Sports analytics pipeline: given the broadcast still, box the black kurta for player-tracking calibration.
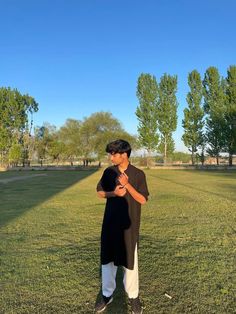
[97,164,149,270]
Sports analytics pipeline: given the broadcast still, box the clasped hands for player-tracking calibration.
[114,173,129,197]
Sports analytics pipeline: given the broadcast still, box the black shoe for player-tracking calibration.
[95,295,113,313]
[129,297,143,314]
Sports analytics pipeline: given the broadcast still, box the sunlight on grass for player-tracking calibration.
[0,169,236,313]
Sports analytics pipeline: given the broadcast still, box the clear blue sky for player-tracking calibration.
[1,0,235,152]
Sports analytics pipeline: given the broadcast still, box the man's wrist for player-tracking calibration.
[123,183,130,189]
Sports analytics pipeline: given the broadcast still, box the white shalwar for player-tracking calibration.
[102,244,139,299]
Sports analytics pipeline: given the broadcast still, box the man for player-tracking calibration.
[95,139,149,314]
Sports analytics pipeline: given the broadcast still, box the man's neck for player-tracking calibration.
[118,160,129,173]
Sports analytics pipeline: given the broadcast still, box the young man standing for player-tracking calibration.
[95,139,149,314]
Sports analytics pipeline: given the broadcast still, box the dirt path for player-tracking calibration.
[0,174,48,184]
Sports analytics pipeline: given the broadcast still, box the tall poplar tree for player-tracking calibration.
[182,70,204,165]
[158,73,178,164]
[136,73,159,165]
[203,67,226,165]
[225,65,236,166]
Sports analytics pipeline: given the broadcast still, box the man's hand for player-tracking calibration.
[114,184,127,197]
[118,173,129,187]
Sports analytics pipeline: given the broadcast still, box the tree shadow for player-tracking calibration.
[0,169,98,228]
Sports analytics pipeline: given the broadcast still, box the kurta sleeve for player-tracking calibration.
[97,170,105,192]
[137,170,149,200]
[96,167,118,192]
[97,179,103,192]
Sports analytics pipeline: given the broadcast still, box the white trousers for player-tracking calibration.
[102,244,139,299]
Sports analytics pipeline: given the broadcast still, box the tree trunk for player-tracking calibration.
[164,138,167,165]
[201,151,205,165]
[216,155,219,165]
[191,148,195,165]
[229,153,233,166]
[146,150,150,168]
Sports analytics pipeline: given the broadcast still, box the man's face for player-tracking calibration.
[109,152,126,165]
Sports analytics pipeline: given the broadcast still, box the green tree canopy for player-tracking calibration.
[80,112,135,165]
[225,65,236,165]
[0,87,38,165]
[136,73,159,166]
[158,73,178,163]
[34,123,58,166]
[182,70,204,165]
[8,143,23,166]
[58,119,82,164]
[203,67,226,164]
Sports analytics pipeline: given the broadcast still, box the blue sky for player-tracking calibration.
[1,0,235,152]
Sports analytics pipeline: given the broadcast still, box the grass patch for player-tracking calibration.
[0,169,236,313]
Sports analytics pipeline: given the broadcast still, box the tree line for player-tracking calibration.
[0,65,235,167]
[0,94,135,166]
[33,113,136,167]
[136,65,236,166]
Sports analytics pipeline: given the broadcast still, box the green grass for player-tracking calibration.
[0,169,236,313]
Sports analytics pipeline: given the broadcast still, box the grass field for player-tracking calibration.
[0,169,236,314]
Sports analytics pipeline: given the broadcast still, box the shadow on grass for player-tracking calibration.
[41,238,129,313]
[0,169,98,228]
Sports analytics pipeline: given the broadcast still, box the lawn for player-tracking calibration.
[0,169,235,313]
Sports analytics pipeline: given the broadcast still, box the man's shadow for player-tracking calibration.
[95,267,129,313]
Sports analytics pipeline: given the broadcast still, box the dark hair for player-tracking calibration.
[106,139,132,158]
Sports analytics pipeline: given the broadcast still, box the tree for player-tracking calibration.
[203,67,226,165]
[225,65,236,166]
[136,73,159,166]
[34,123,57,166]
[22,132,34,166]
[47,134,65,165]
[80,112,135,166]
[196,134,207,165]
[0,87,38,165]
[8,143,23,166]
[158,73,178,164]
[58,119,82,165]
[21,94,39,166]
[158,134,175,161]
[182,70,204,165]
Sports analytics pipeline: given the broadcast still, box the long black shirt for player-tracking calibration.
[97,164,149,270]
